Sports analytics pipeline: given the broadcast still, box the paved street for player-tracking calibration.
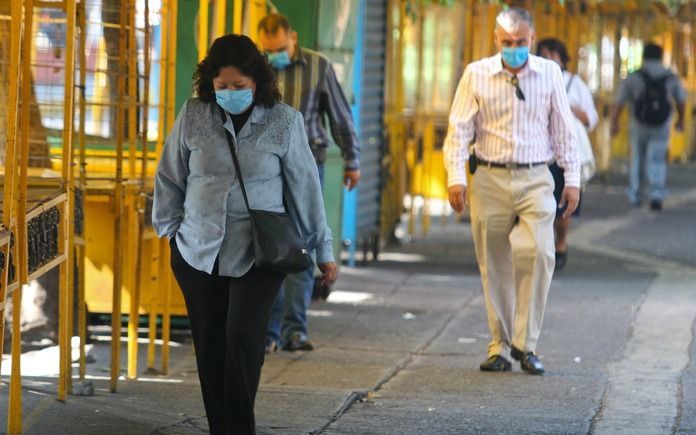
[1,164,695,435]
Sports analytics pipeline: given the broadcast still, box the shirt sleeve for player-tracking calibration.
[443,66,477,187]
[574,76,599,132]
[152,100,190,240]
[549,66,581,188]
[320,63,361,171]
[282,111,335,264]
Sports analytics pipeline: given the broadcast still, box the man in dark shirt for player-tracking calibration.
[258,13,360,353]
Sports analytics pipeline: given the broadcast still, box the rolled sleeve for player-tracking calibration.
[549,67,581,188]
[443,66,477,187]
[321,64,361,171]
[152,101,190,239]
[283,112,334,264]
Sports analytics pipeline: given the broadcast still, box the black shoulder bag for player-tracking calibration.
[219,107,312,274]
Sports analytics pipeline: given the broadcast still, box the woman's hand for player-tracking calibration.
[318,262,337,287]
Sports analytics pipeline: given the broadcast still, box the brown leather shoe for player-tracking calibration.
[479,355,512,372]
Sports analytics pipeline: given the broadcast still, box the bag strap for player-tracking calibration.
[565,73,576,93]
[218,105,252,213]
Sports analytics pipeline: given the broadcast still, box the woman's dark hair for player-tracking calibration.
[536,38,570,70]
[193,34,281,107]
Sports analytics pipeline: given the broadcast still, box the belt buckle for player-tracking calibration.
[505,162,516,170]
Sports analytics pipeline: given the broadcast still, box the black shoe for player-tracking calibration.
[282,334,314,352]
[511,346,544,375]
[650,199,663,211]
[555,251,567,270]
[479,355,512,372]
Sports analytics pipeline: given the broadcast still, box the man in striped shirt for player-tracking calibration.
[444,7,580,375]
[258,13,360,353]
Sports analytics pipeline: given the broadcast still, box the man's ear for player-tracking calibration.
[291,30,298,45]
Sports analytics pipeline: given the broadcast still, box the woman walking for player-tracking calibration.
[152,34,336,434]
[537,38,599,270]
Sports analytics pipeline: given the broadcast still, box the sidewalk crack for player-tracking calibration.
[311,292,478,434]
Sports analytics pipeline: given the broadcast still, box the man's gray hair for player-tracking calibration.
[496,7,533,33]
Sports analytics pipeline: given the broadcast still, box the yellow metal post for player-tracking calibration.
[126,0,141,380]
[147,307,158,371]
[111,0,130,393]
[129,0,153,380]
[233,0,242,34]
[161,239,172,375]
[149,0,168,372]
[214,0,227,37]
[58,0,78,401]
[161,0,178,375]
[0,0,24,392]
[77,0,88,380]
[9,0,37,429]
[128,4,138,177]
[247,0,266,41]
[421,119,435,236]
[127,200,140,379]
[156,0,169,156]
[167,0,178,130]
[199,0,209,61]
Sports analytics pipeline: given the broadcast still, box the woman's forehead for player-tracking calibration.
[214,66,251,82]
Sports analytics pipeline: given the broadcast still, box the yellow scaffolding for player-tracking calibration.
[1,0,81,431]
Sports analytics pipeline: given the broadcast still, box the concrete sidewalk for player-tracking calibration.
[1,164,695,434]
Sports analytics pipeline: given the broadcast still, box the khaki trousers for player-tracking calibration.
[469,165,556,360]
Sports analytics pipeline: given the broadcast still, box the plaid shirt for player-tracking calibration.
[276,47,360,170]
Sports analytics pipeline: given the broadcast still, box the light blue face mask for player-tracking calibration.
[215,88,254,114]
[267,50,292,70]
[501,46,530,69]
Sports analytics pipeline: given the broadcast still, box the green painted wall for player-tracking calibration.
[271,0,319,48]
[175,0,199,114]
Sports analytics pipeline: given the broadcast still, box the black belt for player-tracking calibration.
[477,159,548,170]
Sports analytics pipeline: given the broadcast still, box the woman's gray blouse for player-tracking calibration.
[152,98,334,277]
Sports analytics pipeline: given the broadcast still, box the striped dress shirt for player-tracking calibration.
[444,53,580,188]
[276,47,360,170]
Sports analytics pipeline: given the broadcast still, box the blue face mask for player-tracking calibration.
[501,46,530,69]
[267,50,292,69]
[215,88,253,114]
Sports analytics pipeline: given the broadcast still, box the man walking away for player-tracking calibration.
[444,7,580,375]
[611,43,686,211]
[257,13,361,353]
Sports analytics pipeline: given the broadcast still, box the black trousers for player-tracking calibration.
[170,240,284,435]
